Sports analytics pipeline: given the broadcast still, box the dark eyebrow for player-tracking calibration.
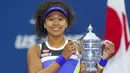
[59,13,66,18]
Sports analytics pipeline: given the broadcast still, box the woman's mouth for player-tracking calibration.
[52,27,60,31]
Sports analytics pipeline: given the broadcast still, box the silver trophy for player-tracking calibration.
[76,24,104,72]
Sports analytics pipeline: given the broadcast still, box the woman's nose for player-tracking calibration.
[53,19,59,25]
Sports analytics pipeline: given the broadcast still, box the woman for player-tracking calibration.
[27,1,115,73]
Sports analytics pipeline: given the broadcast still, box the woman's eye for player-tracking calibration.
[58,17,63,20]
[48,18,54,21]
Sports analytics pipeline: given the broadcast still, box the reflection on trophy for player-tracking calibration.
[79,24,103,72]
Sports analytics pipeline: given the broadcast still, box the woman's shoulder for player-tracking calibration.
[27,44,41,55]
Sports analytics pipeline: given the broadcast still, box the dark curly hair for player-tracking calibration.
[34,1,75,37]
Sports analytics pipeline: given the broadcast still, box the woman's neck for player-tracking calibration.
[47,34,65,48]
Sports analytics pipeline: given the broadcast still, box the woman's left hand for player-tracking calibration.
[102,40,115,60]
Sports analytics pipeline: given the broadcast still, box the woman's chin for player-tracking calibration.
[49,32,63,37]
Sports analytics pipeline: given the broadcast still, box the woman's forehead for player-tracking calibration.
[46,11,66,18]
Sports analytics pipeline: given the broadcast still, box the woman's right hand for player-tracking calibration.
[62,41,78,60]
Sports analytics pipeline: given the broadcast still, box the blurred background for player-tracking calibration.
[0,0,130,73]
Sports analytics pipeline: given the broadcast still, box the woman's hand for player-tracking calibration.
[102,40,115,59]
[62,41,78,60]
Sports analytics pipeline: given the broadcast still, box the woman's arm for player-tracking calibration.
[27,41,79,73]
[27,45,60,73]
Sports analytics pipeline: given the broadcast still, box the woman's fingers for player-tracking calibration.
[105,42,115,54]
[103,41,115,59]
[80,62,87,72]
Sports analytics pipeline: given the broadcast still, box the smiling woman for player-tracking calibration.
[44,11,68,37]
[27,1,115,73]
[34,1,75,38]
[27,1,82,73]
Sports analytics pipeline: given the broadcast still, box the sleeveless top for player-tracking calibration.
[39,39,80,73]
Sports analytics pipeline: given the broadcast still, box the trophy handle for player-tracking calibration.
[72,40,82,59]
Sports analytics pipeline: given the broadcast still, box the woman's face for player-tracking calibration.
[44,11,68,37]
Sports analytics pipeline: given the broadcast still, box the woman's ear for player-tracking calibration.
[44,23,46,29]
[65,24,68,28]
[66,20,68,28]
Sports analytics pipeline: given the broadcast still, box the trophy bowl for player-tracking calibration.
[79,24,103,72]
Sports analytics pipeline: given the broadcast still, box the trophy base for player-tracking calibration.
[82,67,98,72]
[82,62,99,72]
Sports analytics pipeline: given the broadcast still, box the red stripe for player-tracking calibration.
[105,7,122,56]
[122,13,130,51]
